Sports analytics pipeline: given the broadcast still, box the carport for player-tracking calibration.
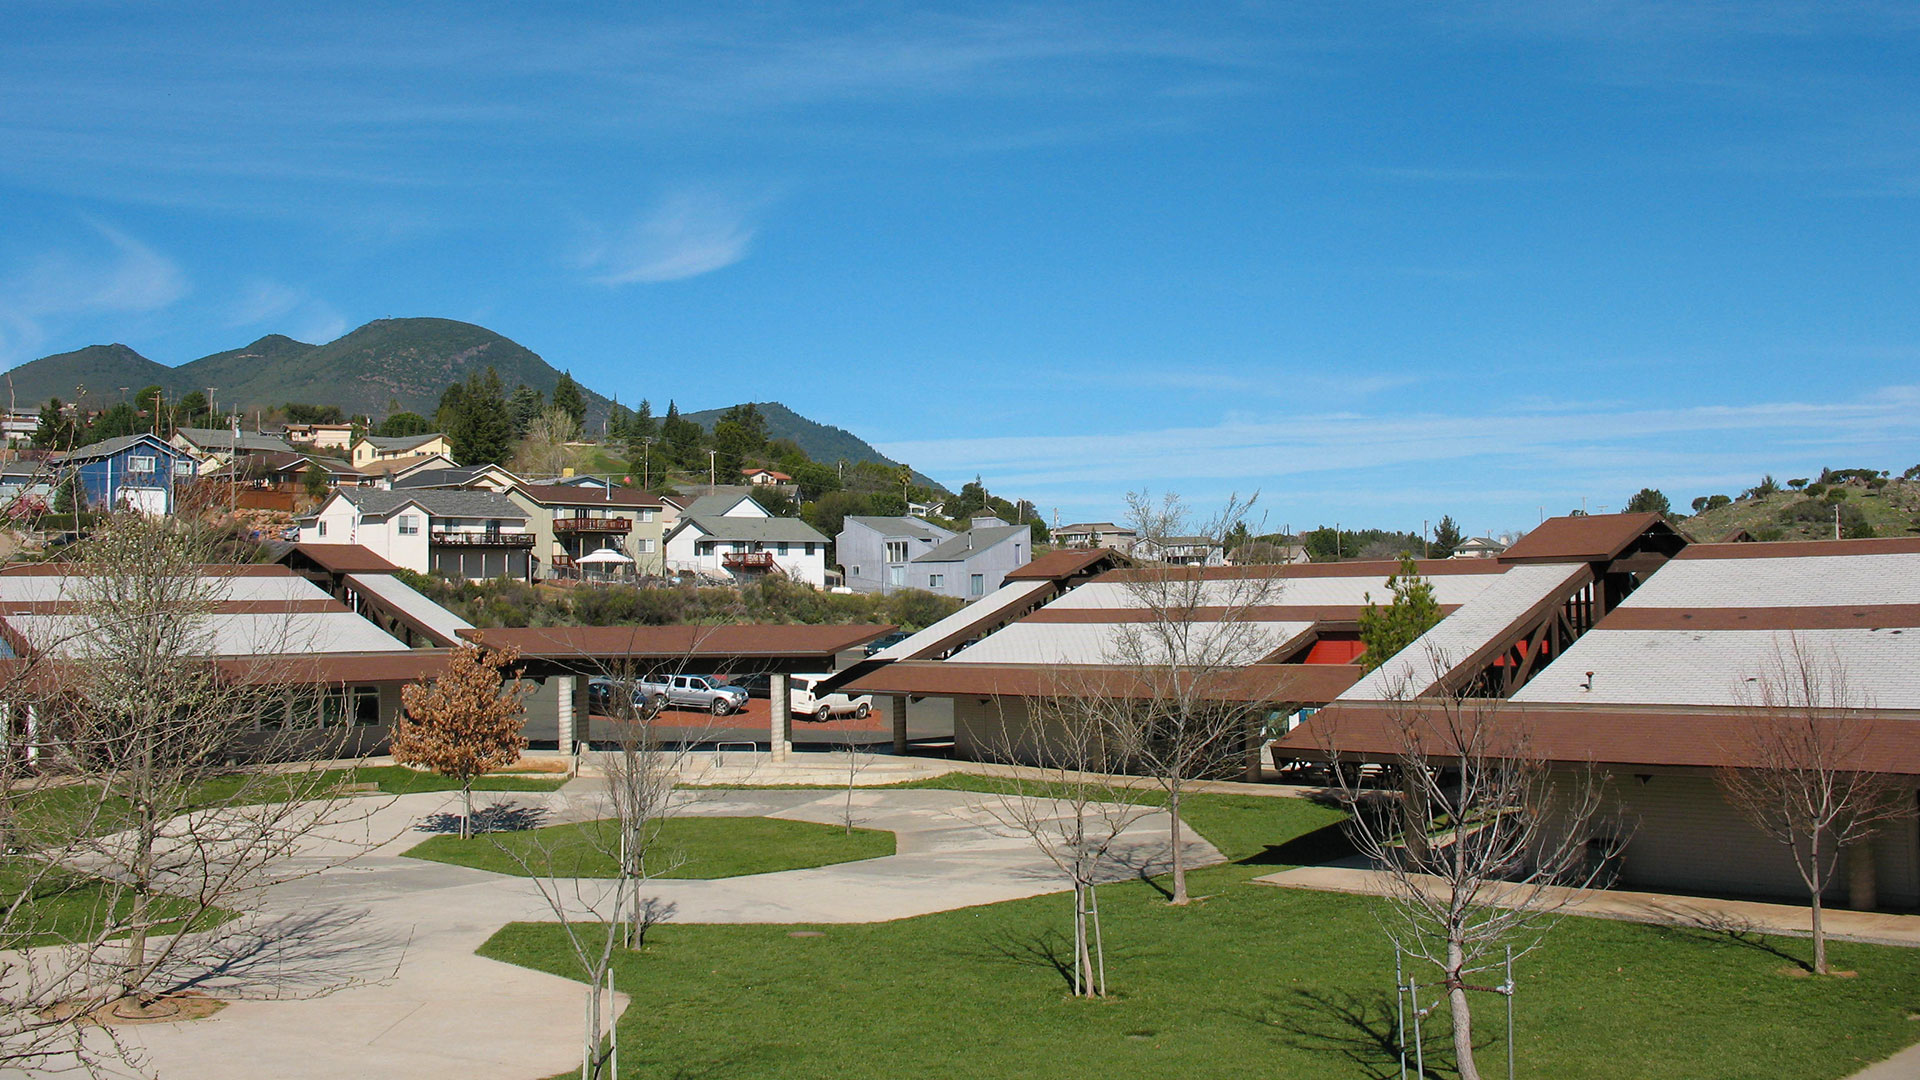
[459,624,895,760]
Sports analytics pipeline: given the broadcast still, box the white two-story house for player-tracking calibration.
[298,488,533,581]
[663,492,828,586]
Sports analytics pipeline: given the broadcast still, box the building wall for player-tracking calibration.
[667,526,828,587]
[297,498,432,572]
[1563,768,1920,910]
[70,443,194,513]
[837,519,947,594]
[910,535,1030,599]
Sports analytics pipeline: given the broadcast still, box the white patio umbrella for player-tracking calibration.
[576,546,633,565]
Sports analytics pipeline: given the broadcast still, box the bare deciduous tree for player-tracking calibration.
[511,406,581,479]
[976,690,1150,998]
[1106,489,1283,905]
[1717,636,1915,975]
[1323,657,1615,1080]
[393,644,531,839]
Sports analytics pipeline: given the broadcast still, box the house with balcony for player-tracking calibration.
[351,432,454,468]
[664,493,827,586]
[297,487,532,580]
[507,483,665,580]
[283,422,356,451]
[55,433,198,514]
[1132,535,1227,567]
[1054,521,1137,552]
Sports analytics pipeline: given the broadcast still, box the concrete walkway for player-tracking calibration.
[1257,864,1920,947]
[116,785,1215,1080]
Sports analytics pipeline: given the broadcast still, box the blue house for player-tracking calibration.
[57,434,198,513]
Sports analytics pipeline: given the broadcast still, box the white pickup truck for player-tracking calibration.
[789,673,873,722]
[590,674,747,716]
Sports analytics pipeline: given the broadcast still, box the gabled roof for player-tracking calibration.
[57,433,184,463]
[174,427,296,454]
[360,433,448,452]
[844,515,949,542]
[515,484,661,508]
[674,514,826,544]
[1497,512,1678,564]
[680,492,762,517]
[285,543,403,574]
[330,487,526,520]
[356,453,456,477]
[1056,521,1131,534]
[1006,547,1132,581]
[392,463,519,489]
[915,525,1027,563]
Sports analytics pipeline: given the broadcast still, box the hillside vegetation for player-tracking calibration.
[1680,468,1920,542]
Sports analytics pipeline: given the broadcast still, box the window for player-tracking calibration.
[888,567,905,586]
[351,686,381,726]
[885,541,909,563]
[970,574,984,596]
[639,509,655,523]
[128,455,155,473]
[397,514,420,535]
[851,565,861,576]
[635,538,654,554]
[805,543,816,555]
[776,542,789,555]
[316,520,327,538]
[171,458,192,476]
[927,574,944,588]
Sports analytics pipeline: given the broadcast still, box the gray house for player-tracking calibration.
[838,516,954,593]
[837,514,1032,599]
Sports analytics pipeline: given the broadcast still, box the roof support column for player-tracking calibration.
[555,675,576,761]
[890,695,909,756]
[1849,835,1879,911]
[768,672,790,763]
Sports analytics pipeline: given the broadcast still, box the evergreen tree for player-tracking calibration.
[1624,487,1672,517]
[1430,514,1463,558]
[447,368,514,465]
[606,401,633,441]
[661,400,705,471]
[175,390,209,428]
[33,399,77,450]
[376,412,431,438]
[506,384,545,436]
[1357,556,1442,672]
[629,399,656,441]
[552,371,587,427]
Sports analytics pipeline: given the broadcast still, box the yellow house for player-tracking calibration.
[352,433,454,468]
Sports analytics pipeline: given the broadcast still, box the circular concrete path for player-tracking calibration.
[121,785,1219,1080]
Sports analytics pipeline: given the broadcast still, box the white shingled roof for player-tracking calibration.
[345,572,474,646]
[1042,572,1506,611]
[0,572,320,605]
[870,578,1054,661]
[1339,563,1590,701]
[948,619,1314,667]
[1616,551,1920,609]
[11,610,407,659]
[1510,627,1920,708]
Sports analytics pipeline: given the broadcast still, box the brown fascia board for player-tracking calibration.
[1006,547,1130,581]
[1599,605,1920,632]
[1093,559,1506,584]
[1022,604,1463,625]
[1274,700,1920,775]
[844,661,1362,703]
[287,543,404,575]
[1677,537,1920,560]
[460,623,895,661]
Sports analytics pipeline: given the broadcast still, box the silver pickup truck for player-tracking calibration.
[590,674,748,716]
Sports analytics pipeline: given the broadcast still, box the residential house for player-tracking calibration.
[741,467,792,487]
[507,483,665,580]
[1,411,39,446]
[298,487,533,580]
[1133,535,1227,567]
[170,426,297,471]
[664,492,828,586]
[907,518,1032,599]
[351,432,454,468]
[213,451,364,490]
[1450,536,1509,559]
[355,453,458,489]
[55,433,198,514]
[0,460,58,507]
[837,515,955,593]
[392,462,523,492]
[283,422,357,451]
[1226,542,1312,566]
[1054,522,1137,552]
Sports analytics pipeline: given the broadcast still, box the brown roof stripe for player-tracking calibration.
[1677,537,1920,560]
[1599,605,1920,632]
[1022,604,1461,625]
[844,660,1362,702]
[461,623,894,660]
[0,563,296,577]
[0,599,347,616]
[1093,559,1505,584]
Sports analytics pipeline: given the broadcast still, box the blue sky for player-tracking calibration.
[4,2,1919,536]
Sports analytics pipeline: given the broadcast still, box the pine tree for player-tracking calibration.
[392,645,531,839]
[629,399,656,441]
[552,371,587,427]
[1430,514,1463,558]
[450,368,515,465]
[506,384,545,437]
[1358,556,1442,672]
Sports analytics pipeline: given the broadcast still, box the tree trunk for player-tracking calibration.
[1168,784,1188,905]
[1811,888,1827,975]
[462,780,474,840]
[1447,939,1482,1080]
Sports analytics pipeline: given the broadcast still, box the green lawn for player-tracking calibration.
[406,815,895,879]
[0,861,227,947]
[480,788,1920,1080]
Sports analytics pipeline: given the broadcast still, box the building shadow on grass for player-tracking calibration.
[414,801,551,835]
[1236,821,1359,868]
[1638,912,1815,973]
[1242,986,1456,1080]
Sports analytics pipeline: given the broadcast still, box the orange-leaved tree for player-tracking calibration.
[394,644,532,839]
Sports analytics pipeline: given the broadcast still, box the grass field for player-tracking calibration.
[480,789,1920,1080]
[407,815,895,879]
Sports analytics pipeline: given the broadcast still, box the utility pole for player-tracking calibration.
[707,448,716,488]
[1835,503,1842,540]
[206,388,217,426]
[639,437,653,491]
[1423,518,1429,559]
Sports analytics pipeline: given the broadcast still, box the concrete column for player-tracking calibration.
[1848,836,1878,911]
[768,672,790,763]
[555,675,576,758]
[891,695,909,755]
[23,704,37,765]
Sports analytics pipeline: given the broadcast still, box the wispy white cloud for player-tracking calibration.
[579,193,757,285]
[0,221,187,364]
[225,279,348,344]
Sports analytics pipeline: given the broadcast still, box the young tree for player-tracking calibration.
[301,463,331,500]
[1321,663,1616,1080]
[1430,515,1463,558]
[393,644,531,839]
[1716,638,1914,975]
[511,406,580,479]
[1357,556,1442,672]
[1104,489,1283,905]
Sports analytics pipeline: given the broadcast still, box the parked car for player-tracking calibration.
[654,673,749,715]
[789,673,873,722]
[862,631,911,656]
[586,677,667,716]
[715,671,772,699]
